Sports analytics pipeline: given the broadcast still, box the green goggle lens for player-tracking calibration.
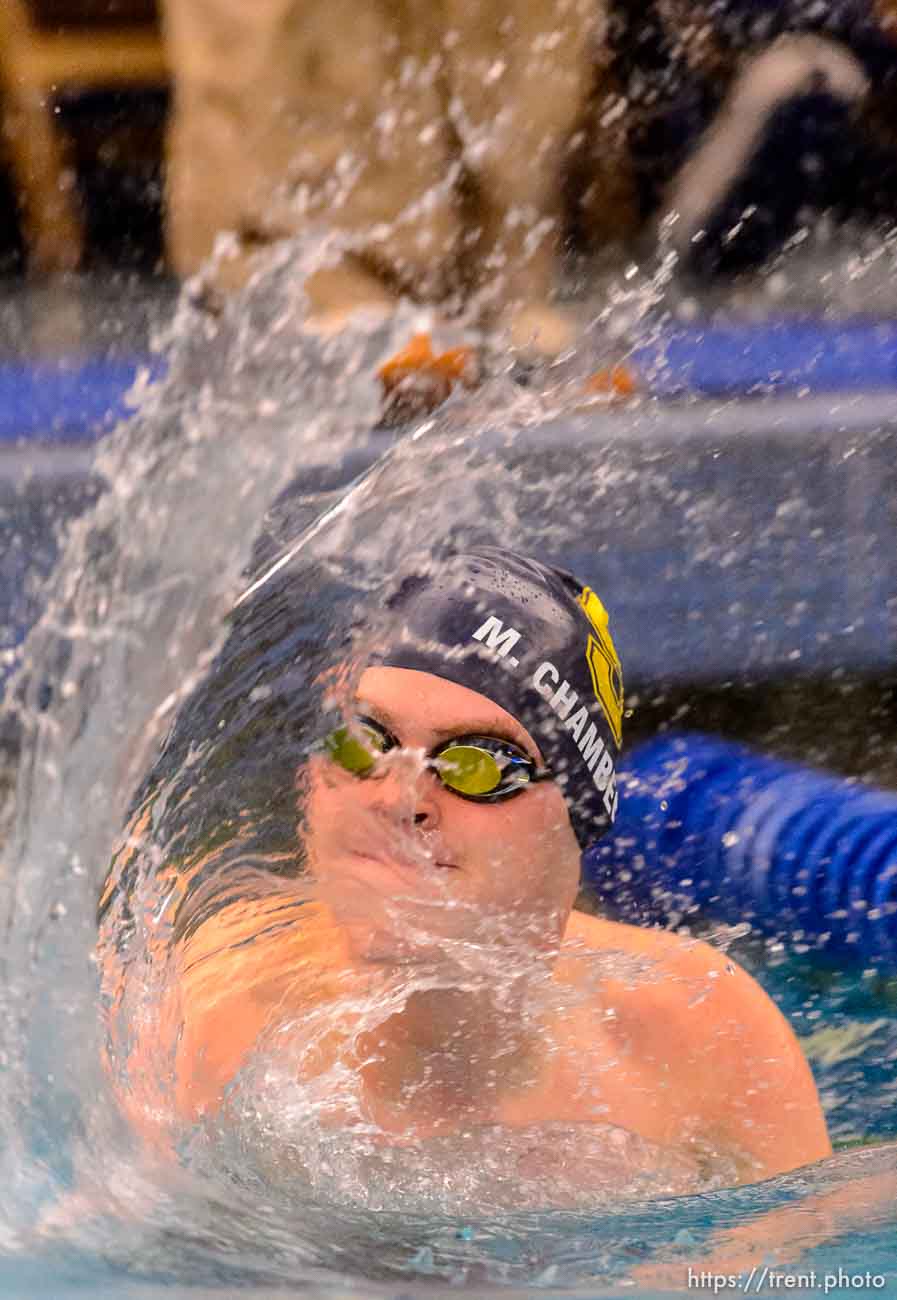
[323,724,388,775]
[436,744,503,796]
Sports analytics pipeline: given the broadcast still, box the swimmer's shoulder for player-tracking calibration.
[563,908,734,980]
[560,909,795,1049]
[557,911,830,1174]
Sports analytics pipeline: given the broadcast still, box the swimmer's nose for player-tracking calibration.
[364,755,441,829]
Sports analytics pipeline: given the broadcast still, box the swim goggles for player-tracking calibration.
[320,715,552,802]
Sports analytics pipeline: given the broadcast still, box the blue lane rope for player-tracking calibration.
[583,733,897,966]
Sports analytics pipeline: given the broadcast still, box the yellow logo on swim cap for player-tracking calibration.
[578,586,624,746]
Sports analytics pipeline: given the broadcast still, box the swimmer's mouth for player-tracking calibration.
[350,847,459,872]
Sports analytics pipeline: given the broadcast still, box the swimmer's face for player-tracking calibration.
[302,667,581,961]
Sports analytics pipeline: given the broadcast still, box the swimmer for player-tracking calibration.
[101,548,830,1193]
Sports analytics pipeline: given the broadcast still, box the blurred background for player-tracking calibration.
[0,0,165,276]
[3,0,897,283]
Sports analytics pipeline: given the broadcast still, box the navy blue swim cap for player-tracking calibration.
[370,547,623,849]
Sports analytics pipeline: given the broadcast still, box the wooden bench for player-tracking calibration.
[0,0,166,271]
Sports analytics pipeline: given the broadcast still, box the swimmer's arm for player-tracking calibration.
[107,893,346,1134]
[170,894,349,1122]
[99,898,299,1139]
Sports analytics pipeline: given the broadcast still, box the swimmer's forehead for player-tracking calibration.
[355,665,541,758]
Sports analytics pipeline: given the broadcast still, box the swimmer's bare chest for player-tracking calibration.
[320,936,733,1193]
[544,1014,746,1186]
[538,911,761,1159]
[179,904,705,1113]
[493,955,725,1156]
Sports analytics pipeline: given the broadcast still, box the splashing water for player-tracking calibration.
[1,232,896,1297]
